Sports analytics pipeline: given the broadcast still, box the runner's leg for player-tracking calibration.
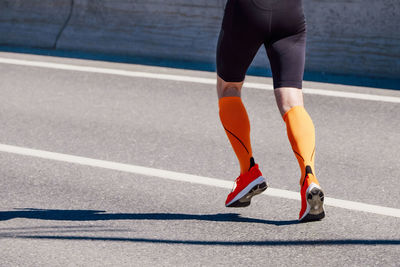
[274,88,315,185]
[217,77,253,174]
[216,0,265,174]
[266,3,324,220]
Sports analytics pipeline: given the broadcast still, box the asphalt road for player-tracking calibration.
[0,52,399,266]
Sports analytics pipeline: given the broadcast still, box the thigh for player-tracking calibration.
[217,0,267,82]
[266,7,306,89]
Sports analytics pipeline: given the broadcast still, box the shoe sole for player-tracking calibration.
[299,185,325,222]
[226,179,268,208]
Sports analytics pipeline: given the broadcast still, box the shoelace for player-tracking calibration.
[231,174,244,192]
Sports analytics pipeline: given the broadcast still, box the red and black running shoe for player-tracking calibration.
[299,166,325,222]
[225,163,268,208]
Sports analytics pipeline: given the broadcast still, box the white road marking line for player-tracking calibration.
[1,57,400,103]
[0,143,399,218]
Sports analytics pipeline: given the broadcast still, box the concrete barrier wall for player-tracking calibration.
[58,0,226,63]
[303,0,400,78]
[0,0,72,48]
[1,0,399,79]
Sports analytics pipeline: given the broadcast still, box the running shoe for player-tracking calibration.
[299,166,325,222]
[225,163,268,207]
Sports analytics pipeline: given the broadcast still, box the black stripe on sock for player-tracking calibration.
[224,127,249,154]
[293,150,305,162]
[311,147,315,161]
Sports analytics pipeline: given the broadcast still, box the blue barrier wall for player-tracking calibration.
[1,0,399,79]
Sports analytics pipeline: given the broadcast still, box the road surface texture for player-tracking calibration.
[0,52,399,266]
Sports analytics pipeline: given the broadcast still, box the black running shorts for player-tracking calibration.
[217,0,306,89]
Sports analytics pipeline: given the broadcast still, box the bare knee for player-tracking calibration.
[274,87,304,117]
[217,75,244,99]
[219,86,241,99]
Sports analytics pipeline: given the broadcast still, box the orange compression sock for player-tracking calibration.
[219,97,253,174]
[283,106,316,185]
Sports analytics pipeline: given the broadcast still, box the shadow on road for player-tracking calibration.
[1,209,399,246]
[0,208,298,226]
[9,235,400,246]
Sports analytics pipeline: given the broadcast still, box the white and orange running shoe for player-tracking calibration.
[225,162,268,208]
[299,166,325,222]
